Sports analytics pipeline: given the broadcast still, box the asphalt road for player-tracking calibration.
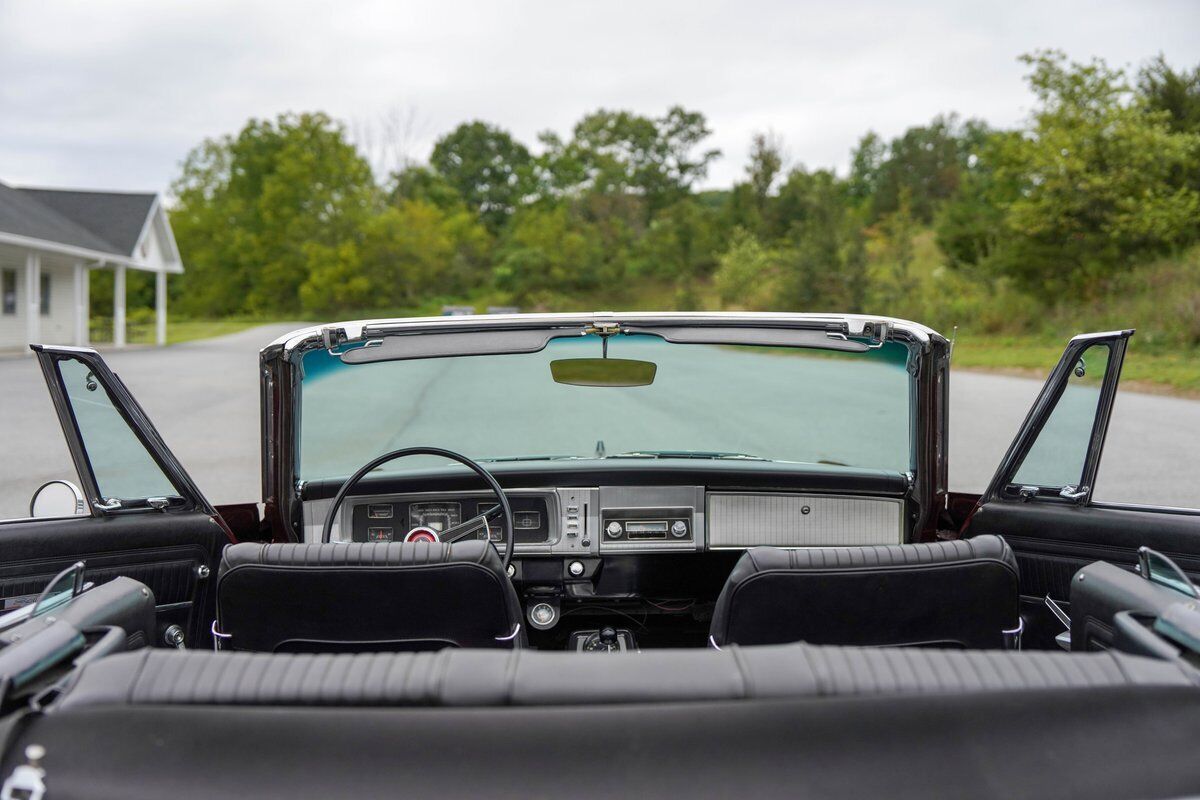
[1,324,1197,518]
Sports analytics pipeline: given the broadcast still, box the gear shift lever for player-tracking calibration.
[598,626,618,649]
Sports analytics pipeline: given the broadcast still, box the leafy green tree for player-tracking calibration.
[1138,55,1200,135]
[716,183,763,240]
[714,228,782,309]
[387,165,466,212]
[871,116,988,223]
[847,131,886,204]
[934,131,1021,272]
[746,131,784,205]
[297,241,372,316]
[543,106,720,216]
[776,169,868,311]
[632,199,721,281]
[493,205,609,300]
[430,122,534,231]
[170,112,377,315]
[1001,52,1200,289]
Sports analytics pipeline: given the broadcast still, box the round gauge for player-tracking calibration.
[405,526,441,543]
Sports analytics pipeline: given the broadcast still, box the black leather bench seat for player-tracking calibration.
[54,642,1195,711]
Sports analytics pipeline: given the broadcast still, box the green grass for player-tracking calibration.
[90,317,297,346]
[952,333,1200,395]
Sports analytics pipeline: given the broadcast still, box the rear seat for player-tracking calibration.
[52,642,1195,710]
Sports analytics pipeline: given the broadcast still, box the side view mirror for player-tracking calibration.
[29,480,87,518]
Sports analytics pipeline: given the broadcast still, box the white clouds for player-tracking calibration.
[1,0,1197,192]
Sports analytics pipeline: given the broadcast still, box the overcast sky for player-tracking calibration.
[2,0,1198,195]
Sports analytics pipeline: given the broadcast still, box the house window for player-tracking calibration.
[1,269,15,315]
[40,273,51,316]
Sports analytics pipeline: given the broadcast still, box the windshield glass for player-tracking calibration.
[298,333,913,479]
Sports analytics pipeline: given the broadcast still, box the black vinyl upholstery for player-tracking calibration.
[216,541,523,652]
[709,535,1021,648]
[54,643,1195,711]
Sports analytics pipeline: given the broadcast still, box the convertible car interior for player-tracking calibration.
[3,313,1200,798]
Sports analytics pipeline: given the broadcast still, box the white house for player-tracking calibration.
[0,181,183,351]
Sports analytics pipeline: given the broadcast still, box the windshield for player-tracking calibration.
[298,333,913,479]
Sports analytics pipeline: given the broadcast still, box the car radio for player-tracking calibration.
[601,507,693,544]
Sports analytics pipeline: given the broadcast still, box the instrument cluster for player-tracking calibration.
[350,495,551,544]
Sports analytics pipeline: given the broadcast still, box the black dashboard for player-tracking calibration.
[304,465,911,555]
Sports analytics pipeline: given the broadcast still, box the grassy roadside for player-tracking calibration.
[90,317,295,346]
[952,334,1200,396]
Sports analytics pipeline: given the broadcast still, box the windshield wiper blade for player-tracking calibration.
[606,450,768,461]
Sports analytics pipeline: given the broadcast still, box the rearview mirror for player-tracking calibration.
[29,480,87,518]
[550,358,657,387]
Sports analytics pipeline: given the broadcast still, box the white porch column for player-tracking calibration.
[73,261,89,346]
[155,269,167,346]
[24,251,41,348]
[113,264,126,348]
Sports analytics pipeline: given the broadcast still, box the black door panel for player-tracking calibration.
[968,496,1200,649]
[970,502,1200,591]
[0,511,225,647]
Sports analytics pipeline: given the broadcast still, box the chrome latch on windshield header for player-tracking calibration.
[825,319,892,349]
[321,326,350,355]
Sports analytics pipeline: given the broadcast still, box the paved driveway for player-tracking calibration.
[1,324,1196,518]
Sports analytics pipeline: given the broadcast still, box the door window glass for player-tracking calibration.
[1011,342,1111,489]
[56,357,176,501]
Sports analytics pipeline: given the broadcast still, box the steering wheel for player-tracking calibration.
[320,446,514,569]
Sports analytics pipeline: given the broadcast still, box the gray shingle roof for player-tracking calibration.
[19,187,157,256]
[0,181,158,258]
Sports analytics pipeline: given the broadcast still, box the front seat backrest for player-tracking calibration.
[709,535,1020,649]
[216,540,523,652]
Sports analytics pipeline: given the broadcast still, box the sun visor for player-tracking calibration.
[339,328,586,364]
[621,326,870,352]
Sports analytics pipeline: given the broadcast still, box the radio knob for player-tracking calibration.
[605,521,623,538]
[671,520,688,538]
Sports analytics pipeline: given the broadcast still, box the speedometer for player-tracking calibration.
[408,502,461,533]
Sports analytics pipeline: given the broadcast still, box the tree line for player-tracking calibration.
[166,51,1200,334]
